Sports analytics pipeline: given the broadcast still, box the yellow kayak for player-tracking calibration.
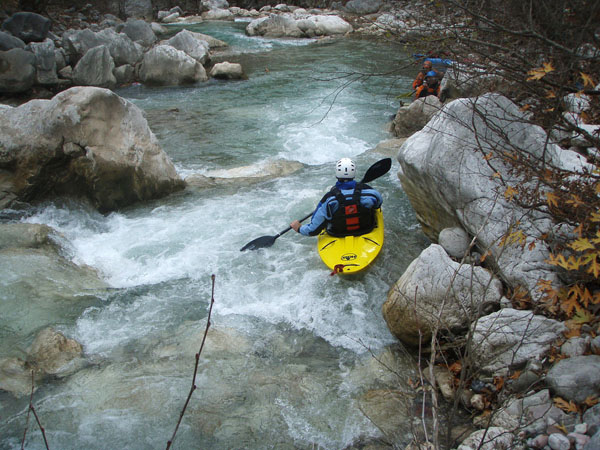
[317,208,384,275]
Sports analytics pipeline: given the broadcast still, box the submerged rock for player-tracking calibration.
[185,159,303,188]
[28,327,84,376]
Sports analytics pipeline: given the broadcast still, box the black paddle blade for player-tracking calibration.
[361,158,392,183]
[240,235,278,251]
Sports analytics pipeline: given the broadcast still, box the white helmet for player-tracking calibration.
[335,158,356,180]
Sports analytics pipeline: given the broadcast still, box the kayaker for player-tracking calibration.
[412,60,438,90]
[290,158,383,237]
[414,71,441,99]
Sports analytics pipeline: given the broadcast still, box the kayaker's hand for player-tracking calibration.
[290,220,301,232]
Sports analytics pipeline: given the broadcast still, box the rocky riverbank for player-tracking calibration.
[385,89,600,448]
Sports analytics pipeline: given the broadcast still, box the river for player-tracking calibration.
[0,20,429,449]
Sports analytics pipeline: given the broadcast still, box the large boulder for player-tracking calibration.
[246,14,352,38]
[471,308,566,375]
[1,12,51,43]
[27,38,59,85]
[165,29,210,64]
[396,93,591,298]
[246,15,303,37]
[392,96,442,137]
[296,15,353,36]
[62,28,143,67]
[72,45,117,88]
[0,87,185,211]
[382,244,503,346]
[0,48,36,93]
[138,44,208,85]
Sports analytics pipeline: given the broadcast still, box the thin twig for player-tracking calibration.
[166,274,216,450]
[21,370,50,450]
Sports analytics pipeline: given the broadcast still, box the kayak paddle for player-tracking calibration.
[240,157,392,251]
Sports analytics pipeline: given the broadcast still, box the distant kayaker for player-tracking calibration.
[414,71,441,100]
[412,60,438,90]
[290,158,383,237]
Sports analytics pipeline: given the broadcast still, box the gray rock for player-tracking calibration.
[471,308,566,375]
[0,86,184,211]
[0,357,33,397]
[0,48,35,93]
[202,8,234,21]
[121,18,157,48]
[560,336,589,357]
[124,0,153,20]
[139,45,208,86]
[583,404,600,436]
[546,355,600,403]
[202,0,229,10]
[1,12,51,43]
[62,28,143,67]
[396,94,590,299]
[591,336,600,354]
[344,0,382,14]
[27,38,59,85]
[28,327,84,376]
[548,433,570,450]
[585,430,600,450]
[114,64,135,85]
[506,369,542,393]
[492,389,568,436]
[150,22,169,36]
[246,15,303,38]
[0,30,25,50]
[383,244,503,346]
[73,45,117,88]
[457,427,513,450]
[439,227,471,259]
[161,12,180,23]
[392,95,442,138]
[210,61,245,80]
[165,29,210,64]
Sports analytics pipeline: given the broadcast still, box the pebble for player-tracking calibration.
[548,433,571,450]
[528,434,548,448]
[470,393,485,411]
[567,431,590,448]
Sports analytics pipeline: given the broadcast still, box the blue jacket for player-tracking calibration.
[299,180,383,236]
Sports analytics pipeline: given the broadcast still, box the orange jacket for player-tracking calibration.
[415,81,440,99]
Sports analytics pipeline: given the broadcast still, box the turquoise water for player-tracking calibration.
[0,21,428,449]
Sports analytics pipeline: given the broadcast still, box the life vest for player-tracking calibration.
[415,78,440,99]
[327,184,375,237]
